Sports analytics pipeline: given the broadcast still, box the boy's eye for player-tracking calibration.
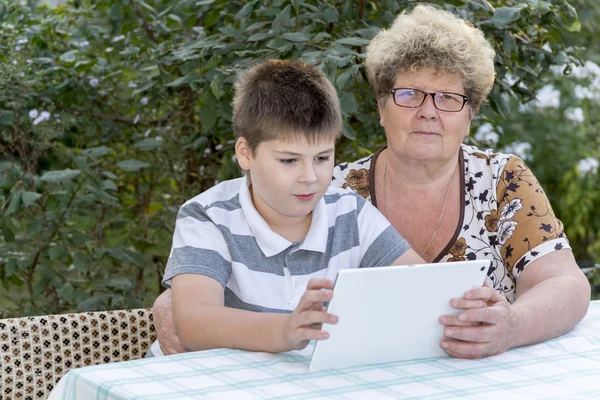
[316,156,330,163]
[279,159,296,165]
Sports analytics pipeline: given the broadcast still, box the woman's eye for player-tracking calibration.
[316,156,330,163]
[280,159,296,165]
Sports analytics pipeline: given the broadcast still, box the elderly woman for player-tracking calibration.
[152,5,590,359]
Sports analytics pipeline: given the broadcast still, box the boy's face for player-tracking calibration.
[236,136,336,227]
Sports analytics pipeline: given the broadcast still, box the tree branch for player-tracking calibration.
[54,104,175,126]
[134,1,158,45]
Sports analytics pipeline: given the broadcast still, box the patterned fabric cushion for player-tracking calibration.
[0,308,156,400]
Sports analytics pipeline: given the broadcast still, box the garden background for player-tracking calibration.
[1,0,599,318]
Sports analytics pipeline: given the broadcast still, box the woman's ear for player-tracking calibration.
[377,99,385,128]
[235,137,252,170]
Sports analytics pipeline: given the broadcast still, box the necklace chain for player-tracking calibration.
[384,161,458,257]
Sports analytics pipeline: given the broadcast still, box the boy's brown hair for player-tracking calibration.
[232,59,342,153]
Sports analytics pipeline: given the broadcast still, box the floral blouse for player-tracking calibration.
[332,144,571,303]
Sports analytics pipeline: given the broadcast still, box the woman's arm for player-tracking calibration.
[439,249,590,358]
[510,249,590,346]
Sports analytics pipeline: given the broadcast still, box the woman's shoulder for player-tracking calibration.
[461,144,522,181]
[331,153,375,200]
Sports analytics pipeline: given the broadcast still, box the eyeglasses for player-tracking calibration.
[389,88,469,112]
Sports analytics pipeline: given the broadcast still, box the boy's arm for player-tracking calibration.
[172,274,336,352]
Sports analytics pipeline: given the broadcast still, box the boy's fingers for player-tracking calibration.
[297,289,332,311]
[295,310,338,328]
[295,327,330,342]
[306,278,334,291]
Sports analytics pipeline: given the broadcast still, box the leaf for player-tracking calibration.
[78,294,112,311]
[110,3,123,21]
[57,283,75,302]
[281,32,310,42]
[0,110,15,126]
[48,246,66,262]
[335,37,370,46]
[196,0,214,5]
[557,2,581,32]
[108,248,143,267]
[102,171,118,180]
[106,277,133,291]
[487,5,528,29]
[342,123,356,140]
[72,156,88,170]
[32,277,49,300]
[82,146,113,158]
[323,7,339,23]
[200,92,217,132]
[218,26,240,37]
[59,50,77,63]
[134,138,158,151]
[32,57,53,64]
[503,30,517,56]
[336,70,352,90]
[266,38,290,50]
[272,5,290,35]
[210,74,225,100]
[313,32,331,42]
[166,74,199,87]
[73,252,90,273]
[102,180,118,192]
[21,191,41,207]
[2,223,15,242]
[248,32,273,42]
[133,80,157,94]
[340,92,358,114]
[116,160,150,172]
[41,169,81,182]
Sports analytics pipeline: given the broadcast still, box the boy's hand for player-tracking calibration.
[281,278,338,351]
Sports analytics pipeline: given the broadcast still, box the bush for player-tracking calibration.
[0,0,594,317]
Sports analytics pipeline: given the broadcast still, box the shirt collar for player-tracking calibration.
[238,177,328,257]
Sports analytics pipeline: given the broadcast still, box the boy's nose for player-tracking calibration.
[300,165,318,183]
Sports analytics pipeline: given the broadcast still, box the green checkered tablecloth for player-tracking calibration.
[49,301,600,400]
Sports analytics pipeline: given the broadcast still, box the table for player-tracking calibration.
[49,301,600,399]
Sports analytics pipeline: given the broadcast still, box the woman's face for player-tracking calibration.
[378,68,472,164]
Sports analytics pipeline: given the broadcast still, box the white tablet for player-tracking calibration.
[309,259,490,371]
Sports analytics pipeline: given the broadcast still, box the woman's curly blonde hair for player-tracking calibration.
[365,4,496,113]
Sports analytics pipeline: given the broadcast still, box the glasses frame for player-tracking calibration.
[389,88,469,112]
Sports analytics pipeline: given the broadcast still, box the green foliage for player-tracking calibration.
[0,0,597,317]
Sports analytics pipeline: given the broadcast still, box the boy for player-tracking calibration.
[149,60,423,356]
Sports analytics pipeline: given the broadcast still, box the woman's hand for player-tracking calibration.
[153,289,186,355]
[281,278,338,351]
[438,285,521,359]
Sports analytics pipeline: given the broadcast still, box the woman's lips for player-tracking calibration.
[414,131,439,136]
[295,193,315,201]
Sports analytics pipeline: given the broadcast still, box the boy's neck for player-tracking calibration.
[266,214,313,242]
[250,186,313,243]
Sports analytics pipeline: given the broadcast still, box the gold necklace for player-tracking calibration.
[384,161,458,257]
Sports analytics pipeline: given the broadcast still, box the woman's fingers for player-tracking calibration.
[450,297,488,309]
[443,324,495,343]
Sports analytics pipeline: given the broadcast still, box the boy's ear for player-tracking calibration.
[235,137,252,170]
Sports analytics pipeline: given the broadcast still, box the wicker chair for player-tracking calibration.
[0,308,156,400]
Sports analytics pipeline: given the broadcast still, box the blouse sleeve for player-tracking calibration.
[494,156,571,280]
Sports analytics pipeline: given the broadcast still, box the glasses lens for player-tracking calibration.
[393,89,424,107]
[434,93,464,111]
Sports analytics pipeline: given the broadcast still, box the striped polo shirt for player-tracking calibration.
[162,177,410,313]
